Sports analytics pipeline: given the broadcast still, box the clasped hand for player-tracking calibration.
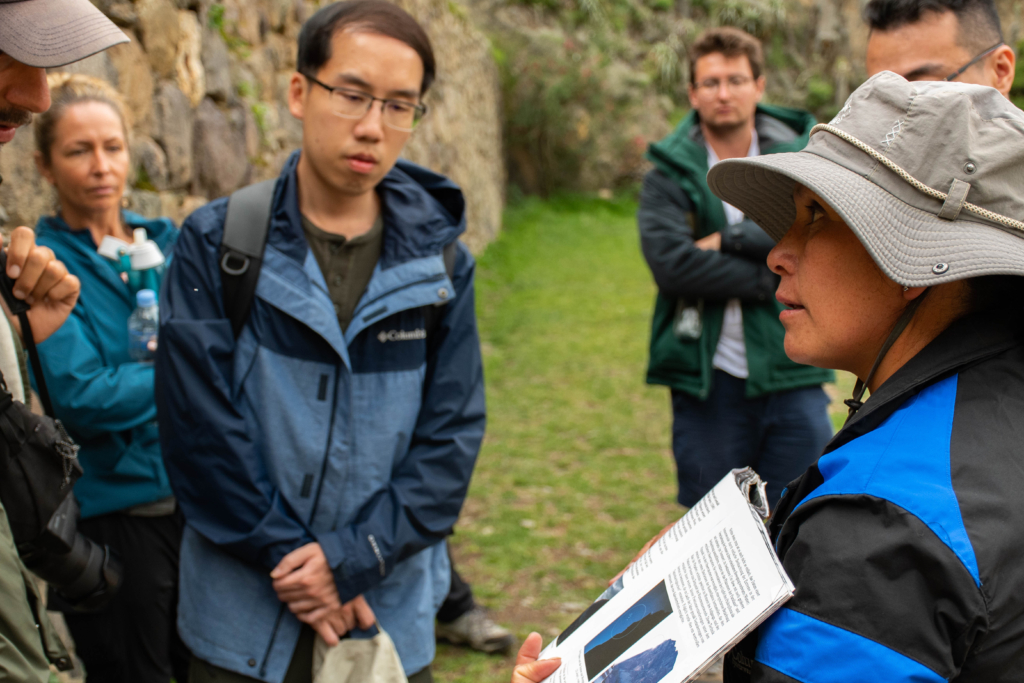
[270,542,375,646]
[0,227,81,344]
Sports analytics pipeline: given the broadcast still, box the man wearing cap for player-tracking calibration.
[639,26,833,511]
[0,1,126,679]
[864,0,1015,94]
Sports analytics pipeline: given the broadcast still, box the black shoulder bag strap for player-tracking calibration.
[424,241,459,354]
[220,179,277,338]
[19,312,53,417]
[0,250,54,416]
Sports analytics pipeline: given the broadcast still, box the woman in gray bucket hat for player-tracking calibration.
[510,71,1024,683]
[698,71,1024,682]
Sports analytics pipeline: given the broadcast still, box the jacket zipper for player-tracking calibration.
[259,604,287,677]
[260,367,340,674]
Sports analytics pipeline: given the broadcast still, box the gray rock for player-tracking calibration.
[107,2,138,27]
[137,0,181,79]
[202,28,232,102]
[125,189,163,219]
[193,98,250,199]
[131,136,170,191]
[59,51,119,86]
[0,120,53,229]
[107,31,155,133]
[152,82,194,189]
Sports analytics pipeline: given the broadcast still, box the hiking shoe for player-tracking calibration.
[436,607,515,654]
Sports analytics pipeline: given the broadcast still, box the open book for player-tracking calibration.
[539,468,793,683]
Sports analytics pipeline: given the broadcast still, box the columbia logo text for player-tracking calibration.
[378,329,427,343]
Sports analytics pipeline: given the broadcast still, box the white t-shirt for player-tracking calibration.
[705,131,759,379]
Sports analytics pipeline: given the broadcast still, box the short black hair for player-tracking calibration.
[864,0,1003,52]
[297,0,436,95]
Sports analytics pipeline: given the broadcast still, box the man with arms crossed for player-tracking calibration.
[0,0,125,678]
[865,0,1014,95]
[638,27,833,511]
[156,2,485,681]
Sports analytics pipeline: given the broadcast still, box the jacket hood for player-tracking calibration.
[269,151,466,270]
[647,104,818,180]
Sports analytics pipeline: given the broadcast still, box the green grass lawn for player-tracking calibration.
[434,194,852,682]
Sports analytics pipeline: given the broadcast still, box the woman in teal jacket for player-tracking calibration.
[30,73,188,683]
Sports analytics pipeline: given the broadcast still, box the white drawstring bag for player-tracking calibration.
[312,624,407,683]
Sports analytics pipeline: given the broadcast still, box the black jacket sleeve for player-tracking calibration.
[637,169,776,303]
[719,218,777,262]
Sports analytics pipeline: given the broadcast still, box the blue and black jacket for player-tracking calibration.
[154,151,485,682]
[724,310,1024,682]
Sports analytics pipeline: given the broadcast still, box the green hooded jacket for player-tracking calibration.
[642,104,834,398]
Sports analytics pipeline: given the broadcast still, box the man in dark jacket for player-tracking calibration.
[639,27,833,508]
[155,3,485,682]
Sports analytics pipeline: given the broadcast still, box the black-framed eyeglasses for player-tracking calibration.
[945,41,1004,82]
[302,73,427,132]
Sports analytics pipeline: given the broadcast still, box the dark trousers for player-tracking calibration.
[671,370,833,508]
[436,546,475,624]
[60,511,190,683]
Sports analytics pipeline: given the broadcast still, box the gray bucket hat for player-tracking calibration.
[0,0,128,68]
[706,71,1024,288]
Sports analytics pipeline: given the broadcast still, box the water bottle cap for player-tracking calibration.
[129,239,165,270]
[136,289,156,308]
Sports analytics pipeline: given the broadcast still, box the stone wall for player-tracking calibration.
[0,0,503,253]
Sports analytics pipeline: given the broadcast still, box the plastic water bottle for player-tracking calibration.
[128,289,159,362]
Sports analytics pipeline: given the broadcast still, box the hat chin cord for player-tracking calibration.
[844,288,931,423]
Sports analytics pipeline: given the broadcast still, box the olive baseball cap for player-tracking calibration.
[706,71,1024,287]
[0,0,128,68]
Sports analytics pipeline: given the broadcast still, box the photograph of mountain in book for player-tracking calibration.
[584,581,673,680]
[593,639,678,683]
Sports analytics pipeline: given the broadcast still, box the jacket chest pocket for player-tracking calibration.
[349,308,430,375]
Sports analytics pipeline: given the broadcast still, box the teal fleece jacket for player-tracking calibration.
[31,212,178,518]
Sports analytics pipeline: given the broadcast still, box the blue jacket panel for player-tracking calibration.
[33,212,177,518]
[155,152,485,681]
[724,311,1024,682]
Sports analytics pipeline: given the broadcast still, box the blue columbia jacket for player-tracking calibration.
[32,212,177,518]
[724,310,1024,682]
[155,152,485,682]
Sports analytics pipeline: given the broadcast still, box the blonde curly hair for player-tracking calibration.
[34,73,131,166]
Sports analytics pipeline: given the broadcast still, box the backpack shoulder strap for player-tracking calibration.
[220,179,277,338]
[442,240,457,282]
[424,240,460,353]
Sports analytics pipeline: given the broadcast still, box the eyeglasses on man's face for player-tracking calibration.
[945,41,1005,82]
[303,73,427,132]
[693,75,755,94]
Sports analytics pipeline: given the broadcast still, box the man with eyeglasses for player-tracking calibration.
[155,2,485,681]
[865,0,1015,96]
[638,27,834,516]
